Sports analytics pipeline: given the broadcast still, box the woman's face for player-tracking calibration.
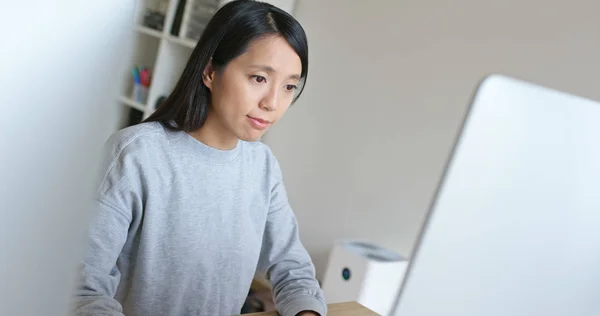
[203,35,302,142]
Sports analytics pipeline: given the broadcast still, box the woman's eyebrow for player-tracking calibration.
[249,64,301,80]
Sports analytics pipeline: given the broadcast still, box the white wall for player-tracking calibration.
[264,0,600,279]
[0,2,133,315]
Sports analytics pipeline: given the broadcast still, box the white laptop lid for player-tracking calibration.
[393,75,600,316]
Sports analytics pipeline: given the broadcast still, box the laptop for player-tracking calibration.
[392,75,600,316]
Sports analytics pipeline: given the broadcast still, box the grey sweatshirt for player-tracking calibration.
[73,122,326,316]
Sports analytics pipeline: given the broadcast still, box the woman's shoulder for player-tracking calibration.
[110,121,165,144]
[103,122,167,160]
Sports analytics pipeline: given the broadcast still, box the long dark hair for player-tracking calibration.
[145,0,309,132]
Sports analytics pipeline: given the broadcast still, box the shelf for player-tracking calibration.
[135,25,163,39]
[119,96,147,112]
[164,35,197,49]
[135,25,197,49]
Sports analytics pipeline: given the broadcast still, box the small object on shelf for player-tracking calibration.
[143,10,165,31]
[155,96,167,109]
[179,0,219,42]
[143,0,169,31]
[131,66,151,104]
[132,84,149,105]
[140,67,151,87]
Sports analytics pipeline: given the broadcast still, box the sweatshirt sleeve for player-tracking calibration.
[72,136,140,316]
[256,159,327,316]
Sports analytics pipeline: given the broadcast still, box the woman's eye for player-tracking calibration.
[285,84,298,91]
[252,75,266,83]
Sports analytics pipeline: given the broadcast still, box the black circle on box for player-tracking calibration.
[342,267,351,281]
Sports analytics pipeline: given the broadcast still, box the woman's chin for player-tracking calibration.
[237,130,266,142]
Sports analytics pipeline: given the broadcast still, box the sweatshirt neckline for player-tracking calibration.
[180,131,241,164]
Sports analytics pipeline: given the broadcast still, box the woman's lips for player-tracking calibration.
[247,116,271,130]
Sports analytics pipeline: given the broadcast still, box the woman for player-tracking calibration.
[73,1,326,315]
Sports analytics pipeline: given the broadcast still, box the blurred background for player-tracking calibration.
[265,0,600,278]
[119,0,600,275]
[2,0,599,315]
[114,0,600,313]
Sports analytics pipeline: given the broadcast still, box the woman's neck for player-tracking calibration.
[188,115,238,150]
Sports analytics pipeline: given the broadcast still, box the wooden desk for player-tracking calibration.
[243,302,379,316]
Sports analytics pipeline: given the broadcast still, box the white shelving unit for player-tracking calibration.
[117,0,296,129]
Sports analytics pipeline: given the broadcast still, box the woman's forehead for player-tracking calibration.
[234,35,302,76]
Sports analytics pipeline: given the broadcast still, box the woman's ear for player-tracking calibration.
[202,59,216,91]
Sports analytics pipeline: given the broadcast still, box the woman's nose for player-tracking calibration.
[259,88,279,111]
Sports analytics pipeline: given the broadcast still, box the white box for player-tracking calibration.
[321,241,409,315]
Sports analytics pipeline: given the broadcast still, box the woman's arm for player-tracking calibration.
[72,137,139,316]
[72,199,130,316]
[256,160,327,316]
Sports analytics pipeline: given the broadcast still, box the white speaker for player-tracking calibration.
[321,241,409,315]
